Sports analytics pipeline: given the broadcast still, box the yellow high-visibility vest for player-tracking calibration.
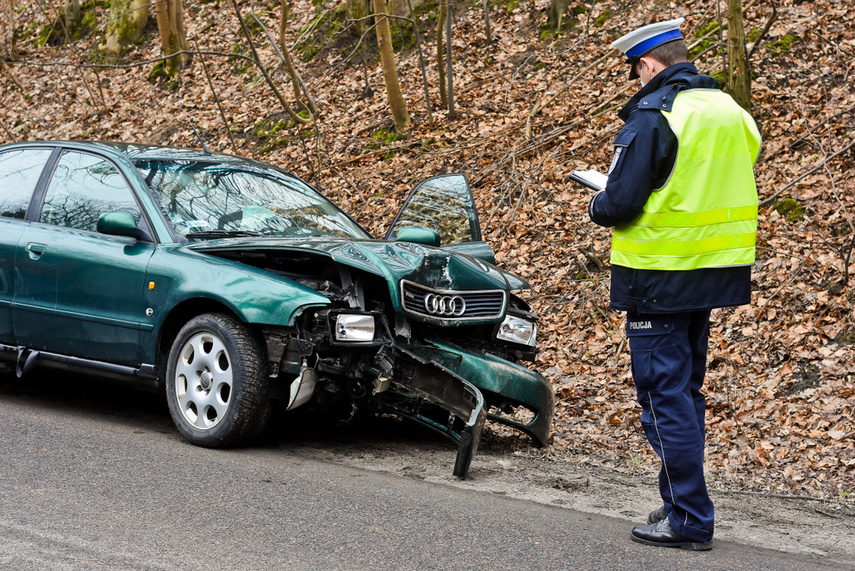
[610,89,761,271]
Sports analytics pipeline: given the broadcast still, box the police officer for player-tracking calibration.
[587,18,761,550]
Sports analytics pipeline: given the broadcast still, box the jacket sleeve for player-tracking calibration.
[588,110,678,228]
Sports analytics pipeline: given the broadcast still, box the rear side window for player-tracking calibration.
[40,151,141,232]
[0,149,52,219]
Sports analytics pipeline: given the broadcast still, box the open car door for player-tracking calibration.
[385,174,496,264]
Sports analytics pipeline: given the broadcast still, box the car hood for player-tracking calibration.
[187,236,528,292]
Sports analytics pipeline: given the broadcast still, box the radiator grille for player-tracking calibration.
[401,281,506,321]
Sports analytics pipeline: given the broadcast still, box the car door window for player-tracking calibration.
[40,151,141,232]
[386,174,481,245]
[0,149,52,220]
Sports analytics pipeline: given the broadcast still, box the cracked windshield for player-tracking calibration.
[135,161,369,240]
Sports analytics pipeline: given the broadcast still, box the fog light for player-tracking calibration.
[496,315,537,347]
[335,314,376,342]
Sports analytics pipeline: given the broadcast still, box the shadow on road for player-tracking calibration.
[0,364,492,455]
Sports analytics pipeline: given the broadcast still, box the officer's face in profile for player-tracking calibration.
[635,61,647,86]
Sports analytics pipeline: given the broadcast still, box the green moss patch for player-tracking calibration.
[767,34,798,55]
[774,197,806,223]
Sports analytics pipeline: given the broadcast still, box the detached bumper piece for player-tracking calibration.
[381,347,487,479]
[382,339,554,479]
[403,339,554,448]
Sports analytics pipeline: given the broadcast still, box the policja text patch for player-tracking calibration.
[625,313,674,337]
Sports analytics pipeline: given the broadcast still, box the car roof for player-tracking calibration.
[0,140,254,166]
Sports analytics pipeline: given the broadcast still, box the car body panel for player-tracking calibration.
[138,245,331,363]
[0,146,56,345]
[12,222,155,364]
[0,219,25,344]
[189,237,511,325]
[399,338,554,446]
[383,342,488,478]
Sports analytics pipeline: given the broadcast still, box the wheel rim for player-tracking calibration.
[174,331,233,430]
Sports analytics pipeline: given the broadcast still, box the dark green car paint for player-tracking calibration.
[0,141,555,478]
[188,236,553,445]
[190,237,512,325]
[0,220,25,342]
[13,223,156,364]
[97,211,139,237]
[401,338,554,446]
[382,342,488,475]
[138,245,332,365]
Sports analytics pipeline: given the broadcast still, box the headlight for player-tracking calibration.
[496,314,537,347]
[334,314,376,342]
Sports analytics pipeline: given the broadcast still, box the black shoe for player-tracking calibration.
[647,506,667,524]
[631,519,713,551]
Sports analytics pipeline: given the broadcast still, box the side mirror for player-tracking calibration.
[394,226,441,247]
[97,211,138,238]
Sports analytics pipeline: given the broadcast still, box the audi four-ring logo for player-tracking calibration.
[423,293,467,316]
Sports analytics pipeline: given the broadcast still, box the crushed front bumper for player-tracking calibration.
[382,338,554,479]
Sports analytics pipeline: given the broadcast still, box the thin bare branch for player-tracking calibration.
[759,137,855,208]
[747,0,777,61]
[193,39,239,156]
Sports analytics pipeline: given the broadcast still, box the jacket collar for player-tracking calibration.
[618,62,718,121]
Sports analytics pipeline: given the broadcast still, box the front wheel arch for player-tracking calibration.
[164,312,271,448]
[154,299,237,387]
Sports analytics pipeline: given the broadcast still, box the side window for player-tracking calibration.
[40,151,141,232]
[387,174,480,245]
[0,149,52,220]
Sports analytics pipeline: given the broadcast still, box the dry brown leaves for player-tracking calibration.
[0,0,853,499]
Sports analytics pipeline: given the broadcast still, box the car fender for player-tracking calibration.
[140,246,329,358]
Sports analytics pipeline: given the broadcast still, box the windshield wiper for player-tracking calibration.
[186,229,264,239]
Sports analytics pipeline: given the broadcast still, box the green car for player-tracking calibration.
[0,141,553,478]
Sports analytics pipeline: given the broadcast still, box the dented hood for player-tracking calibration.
[187,236,529,293]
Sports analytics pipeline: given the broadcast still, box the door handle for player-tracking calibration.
[26,243,47,260]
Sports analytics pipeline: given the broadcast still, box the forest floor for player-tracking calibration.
[1,0,853,529]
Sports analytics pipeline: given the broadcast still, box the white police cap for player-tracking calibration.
[612,17,685,79]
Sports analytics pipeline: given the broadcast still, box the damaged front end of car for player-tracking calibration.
[214,240,553,480]
[264,307,491,478]
[188,172,554,479]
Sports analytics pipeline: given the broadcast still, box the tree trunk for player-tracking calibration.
[725,0,751,110]
[100,0,148,60]
[406,0,433,124]
[482,0,491,43]
[373,0,411,133]
[231,0,303,124]
[279,0,316,115]
[436,1,447,107]
[155,0,190,75]
[445,0,454,117]
[64,0,81,38]
[548,0,568,32]
[0,0,15,59]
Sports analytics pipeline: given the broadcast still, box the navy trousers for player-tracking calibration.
[626,309,714,542]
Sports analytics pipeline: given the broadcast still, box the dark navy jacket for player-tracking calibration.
[588,63,752,314]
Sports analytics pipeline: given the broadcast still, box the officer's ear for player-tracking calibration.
[638,56,661,79]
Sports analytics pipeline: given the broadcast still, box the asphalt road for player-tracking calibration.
[0,373,851,571]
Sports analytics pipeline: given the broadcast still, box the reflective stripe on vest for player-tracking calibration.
[610,89,761,271]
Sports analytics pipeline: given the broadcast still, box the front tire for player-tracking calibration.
[165,313,270,448]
